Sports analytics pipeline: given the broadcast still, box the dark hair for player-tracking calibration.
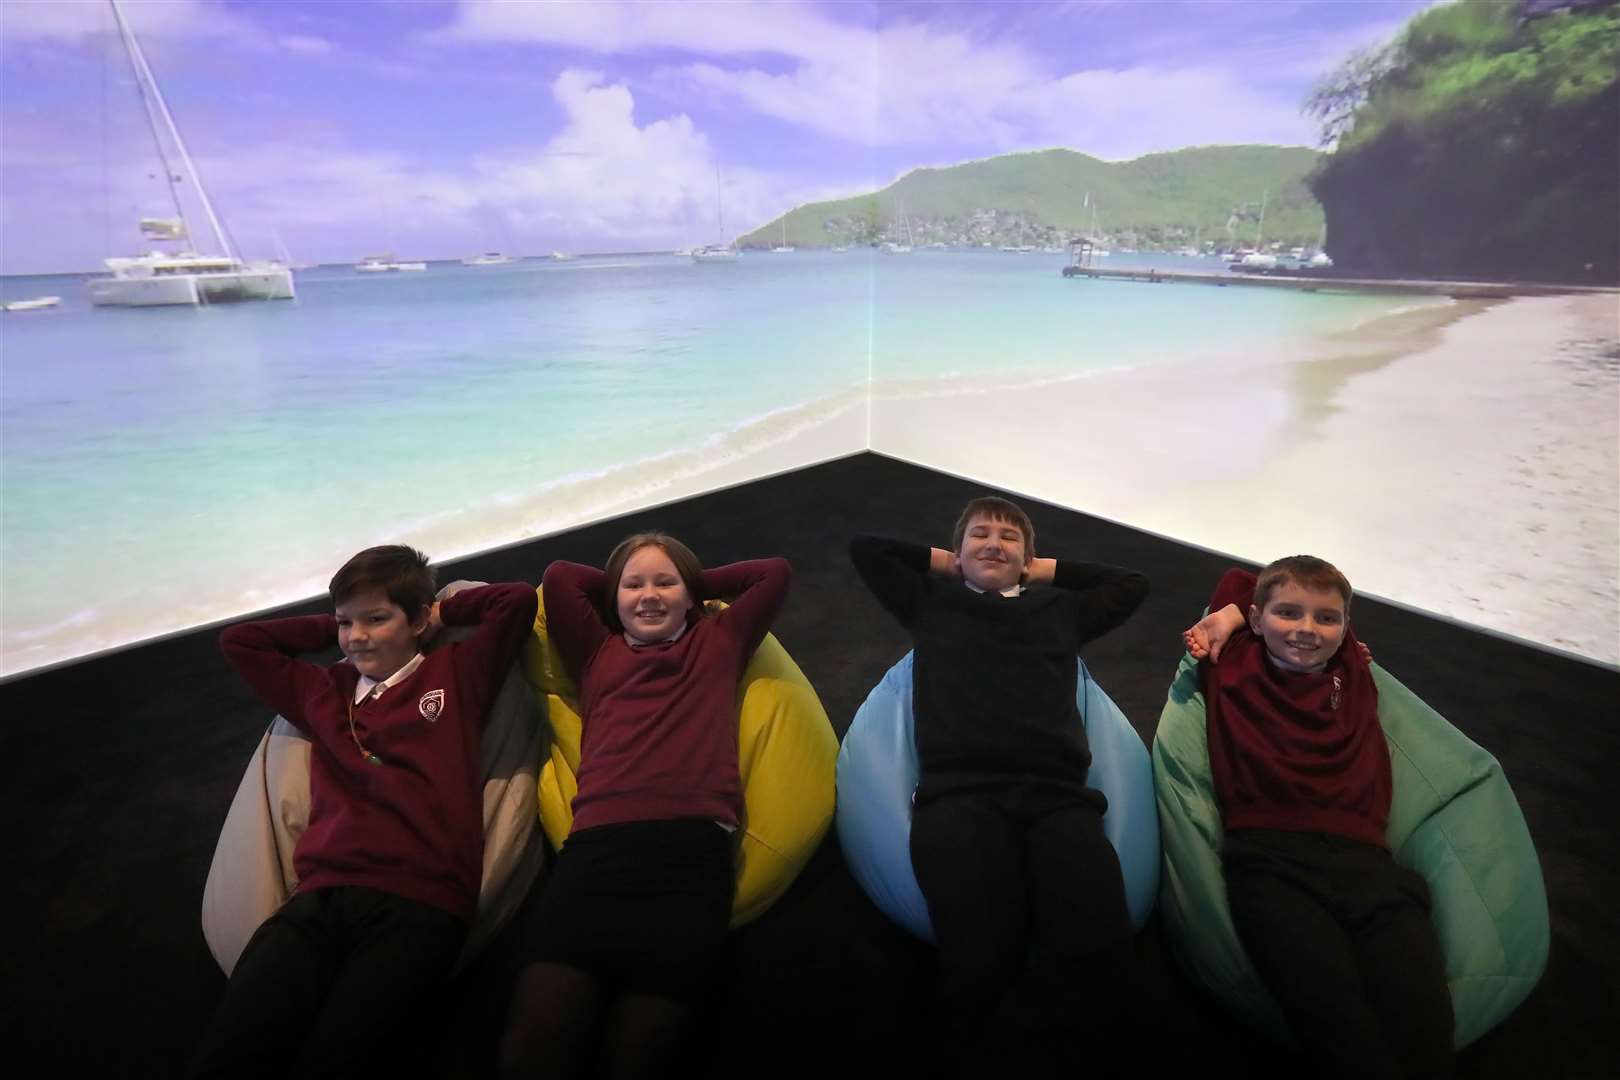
[1254,555,1352,613]
[951,495,1036,558]
[600,532,705,633]
[328,545,435,616]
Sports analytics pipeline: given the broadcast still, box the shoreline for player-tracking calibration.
[5,293,1615,678]
[870,293,1619,664]
[0,390,869,680]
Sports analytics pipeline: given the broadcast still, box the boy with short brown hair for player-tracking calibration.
[190,545,537,1078]
[851,494,1149,1074]
[1185,556,1454,1078]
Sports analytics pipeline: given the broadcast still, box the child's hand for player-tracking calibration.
[1184,604,1244,663]
[1357,640,1373,664]
[419,601,445,647]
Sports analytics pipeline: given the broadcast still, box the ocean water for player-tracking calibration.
[0,250,1418,675]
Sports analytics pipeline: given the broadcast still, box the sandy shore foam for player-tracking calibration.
[0,389,868,679]
[870,293,1619,665]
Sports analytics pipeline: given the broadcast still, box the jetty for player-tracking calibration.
[1059,263,1615,300]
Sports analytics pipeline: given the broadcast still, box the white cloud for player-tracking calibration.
[278,34,337,56]
[443,0,1316,156]
[442,0,866,62]
[1024,66,1317,159]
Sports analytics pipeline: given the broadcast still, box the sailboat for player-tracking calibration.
[771,214,795,254]
[1237,189,1278,271]
[692,166,739,263]
[881,202,913,254]
[87,0,294,308]
[1084,193,1111,257]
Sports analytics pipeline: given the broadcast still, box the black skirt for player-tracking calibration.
[521,819,735,999]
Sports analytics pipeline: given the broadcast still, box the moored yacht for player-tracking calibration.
[90,249,294,306]
[87,2,294,309]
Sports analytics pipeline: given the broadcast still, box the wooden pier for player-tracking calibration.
[1058,263,1616,300]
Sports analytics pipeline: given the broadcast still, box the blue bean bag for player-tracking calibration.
[1153,649,1549,1048]
[837,653,1160,942]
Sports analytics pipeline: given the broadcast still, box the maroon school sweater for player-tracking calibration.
[1201,568,1390,848]
[541,558,791,833]
[219,583,538,920]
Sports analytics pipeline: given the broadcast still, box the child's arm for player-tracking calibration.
[1185,567,1258,663]
[703,558,792,655]
[1049,559,1150,645]
[849,535,934,628]
[219,616,339,732]
[540,561,614,682]
[438,583,539,716]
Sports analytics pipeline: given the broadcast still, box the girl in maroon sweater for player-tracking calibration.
[1185,557,1453,1080]
[499,533,790,1080]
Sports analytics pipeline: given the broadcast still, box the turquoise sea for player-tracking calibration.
[0,251,1418,675]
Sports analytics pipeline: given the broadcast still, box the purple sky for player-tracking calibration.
[0,0,1433,273]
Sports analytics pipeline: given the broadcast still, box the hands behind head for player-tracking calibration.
[1183,603,1245,663]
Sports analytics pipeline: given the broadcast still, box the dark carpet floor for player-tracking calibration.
[4,452,1616,1077]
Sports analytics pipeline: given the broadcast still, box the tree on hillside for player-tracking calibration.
[1305,0,1619,282]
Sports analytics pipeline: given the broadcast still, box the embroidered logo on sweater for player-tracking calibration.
[1330,675,1343,710]
[419,688,446,721]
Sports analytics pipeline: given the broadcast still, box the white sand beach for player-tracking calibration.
[868,293,1620,665]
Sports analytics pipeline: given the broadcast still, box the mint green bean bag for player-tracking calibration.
[1153,650,1549,1048]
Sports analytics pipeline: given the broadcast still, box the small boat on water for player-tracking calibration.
[691,244,739,263]
[356,255,427,273]
[461,252,512,266]
[2,296,61,312]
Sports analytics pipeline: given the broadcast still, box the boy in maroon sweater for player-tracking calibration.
[1185,557,1453,1079]
[190,545,537,1079]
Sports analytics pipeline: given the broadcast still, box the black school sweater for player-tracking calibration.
[850,536,1148,807]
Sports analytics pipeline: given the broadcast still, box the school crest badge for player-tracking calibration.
[419,689,446,722]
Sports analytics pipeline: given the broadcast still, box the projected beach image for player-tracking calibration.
[1,0,1615,676]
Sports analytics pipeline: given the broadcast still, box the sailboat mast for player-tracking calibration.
[714,165,726,245]
[1255,188,1268,250]
[109,0,236,261]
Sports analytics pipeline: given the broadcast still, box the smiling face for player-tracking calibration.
[335,587,428,680]
[956,512,1030,593]
[1248,580,1348,672]
[615,544,695,644]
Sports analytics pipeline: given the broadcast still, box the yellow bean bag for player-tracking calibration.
[521,589,838,927]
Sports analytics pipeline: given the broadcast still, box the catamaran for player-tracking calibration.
[87,0,293,308]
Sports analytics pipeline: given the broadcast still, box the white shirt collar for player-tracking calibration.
[353,651,425,703]
[623,620,690,649]
[964,580,1025,598]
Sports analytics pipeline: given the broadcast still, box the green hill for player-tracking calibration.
[1307,0,1618,282]
[741,145,1326,251]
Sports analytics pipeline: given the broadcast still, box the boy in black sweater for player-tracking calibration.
[850,496,1148,1076]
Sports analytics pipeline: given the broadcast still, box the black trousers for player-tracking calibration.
[189,885,466,1080]
[909,786,1133,1077]
[1223,829,1455,1080]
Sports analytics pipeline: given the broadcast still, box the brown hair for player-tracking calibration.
[600,532,705,633]
[328,545,435,616]
[951,496,1036,558]
[1254,555,1353,613]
